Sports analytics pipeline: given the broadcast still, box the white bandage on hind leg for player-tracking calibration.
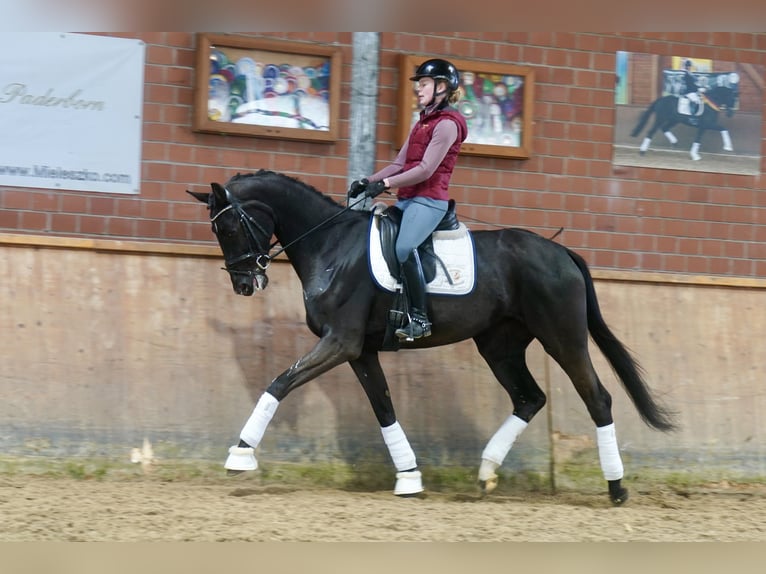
[481,414,528,468]
[381,421,417,471]
[596,423,624,481]
[239,392,280,448]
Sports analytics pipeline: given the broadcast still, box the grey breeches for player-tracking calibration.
[394,197,449,263]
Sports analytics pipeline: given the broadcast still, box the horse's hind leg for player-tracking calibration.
[473,323,546,494]
[544,338,628,505]
[349,350,423,496]
[639,120,662,154]
[526,279,629,505]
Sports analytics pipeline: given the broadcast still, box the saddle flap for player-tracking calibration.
[678,96,703,116]
[368,205,476,296]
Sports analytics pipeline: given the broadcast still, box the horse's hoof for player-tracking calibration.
[479,474,498,496]
[226,469,246,477]
[610,487,629,506]
[639,150,646,156]
[396,491,426,499]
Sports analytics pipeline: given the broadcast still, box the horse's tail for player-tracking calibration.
[629,99,658,138]
[566,248,677,432]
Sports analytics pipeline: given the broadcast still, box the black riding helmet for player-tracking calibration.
[410,58,460,95]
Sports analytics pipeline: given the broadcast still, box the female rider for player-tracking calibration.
[350,58,468,340]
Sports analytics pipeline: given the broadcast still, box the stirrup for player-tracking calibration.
[395,315,431,341]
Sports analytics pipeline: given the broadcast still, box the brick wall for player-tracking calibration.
[1,32,764,277]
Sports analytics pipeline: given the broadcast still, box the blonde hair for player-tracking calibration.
[438,80,462,106]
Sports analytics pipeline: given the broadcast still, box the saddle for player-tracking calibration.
[678,95,703,117]
[369,199,475,352]
[376,199,460,284]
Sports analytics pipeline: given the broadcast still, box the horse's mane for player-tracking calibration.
[228,170,342,209]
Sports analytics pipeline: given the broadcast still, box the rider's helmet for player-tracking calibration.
[410,58,460,93]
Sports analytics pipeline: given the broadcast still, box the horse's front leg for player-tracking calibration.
[690,127,705,160]
[224,329,357,474]
[348,350,424,497]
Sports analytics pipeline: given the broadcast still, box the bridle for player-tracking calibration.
[211,187,277,277]
[211,184,374,278]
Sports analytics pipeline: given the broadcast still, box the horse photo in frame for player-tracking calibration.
[612,51,762,175]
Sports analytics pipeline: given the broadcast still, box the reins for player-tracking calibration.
[266,192,373,260]
[219,186,375,271]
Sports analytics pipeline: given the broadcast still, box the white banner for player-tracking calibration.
[0,33,145,194]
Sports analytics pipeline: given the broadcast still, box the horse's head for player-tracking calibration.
[187,181,275,296]
[720,86,738,118]
[709,81,739,118]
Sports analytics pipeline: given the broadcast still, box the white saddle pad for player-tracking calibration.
[678,97,703,116]
[367,205,476,296]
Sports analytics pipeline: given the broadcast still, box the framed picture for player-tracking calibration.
[397,54,535,159]
[613,51,762,175]
[193,34,342,142]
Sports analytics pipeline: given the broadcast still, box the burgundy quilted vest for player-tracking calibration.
[397,108,467,201]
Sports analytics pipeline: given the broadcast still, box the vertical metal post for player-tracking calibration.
[347,33,380,211]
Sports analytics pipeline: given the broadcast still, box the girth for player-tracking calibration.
[376,199,460,283]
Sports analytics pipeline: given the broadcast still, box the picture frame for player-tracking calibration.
[193,34,342,143]
[397,54,535,159]
[613,51,761,175]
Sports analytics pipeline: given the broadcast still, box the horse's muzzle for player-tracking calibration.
[231,271,268,296]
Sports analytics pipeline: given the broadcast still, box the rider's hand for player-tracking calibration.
[348,178,369,198]
[365,180,389,199]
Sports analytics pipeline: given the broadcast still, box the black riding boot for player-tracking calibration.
[395,250,431,341]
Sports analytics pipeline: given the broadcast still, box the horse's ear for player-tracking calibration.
[210,182,228,205]
[187,190,210,204]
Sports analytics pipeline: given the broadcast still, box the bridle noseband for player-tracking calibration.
[211,189,276,277]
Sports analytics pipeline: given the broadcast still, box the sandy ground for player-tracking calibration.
[612,145,759,175]
[1,474,765,542]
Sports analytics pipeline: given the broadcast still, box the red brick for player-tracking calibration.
[0,209,19,228]
[4,32,763,279]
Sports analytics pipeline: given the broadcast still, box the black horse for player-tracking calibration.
[630,85,738,161]
[188,170,676,505]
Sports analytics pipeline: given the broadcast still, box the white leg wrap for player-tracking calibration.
[690,142,701,161]
[721,130,733,151]
[481,414,528,467]
[663,131,678,144]
[381,421,417,472]
[239,392,279,448]
[640,137,651,152]
[596,423,624,481]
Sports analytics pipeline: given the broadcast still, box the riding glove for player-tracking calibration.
[348,178,369,198]
[365,180,388,199]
